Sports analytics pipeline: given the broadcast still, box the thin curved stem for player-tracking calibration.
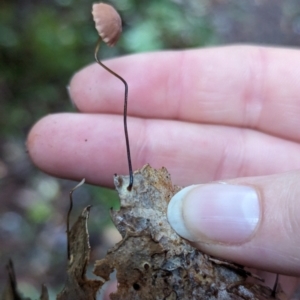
[67,178,85,260]
[94,38,133,191]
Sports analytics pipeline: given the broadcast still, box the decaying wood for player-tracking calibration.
[94,164,286,300]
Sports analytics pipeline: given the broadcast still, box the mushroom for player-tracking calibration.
[92,3,133,190]
[92,2,122,47]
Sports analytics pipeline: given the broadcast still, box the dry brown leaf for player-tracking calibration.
[57,206,103,300]
[1,260,49,300]
[94,164,287,300]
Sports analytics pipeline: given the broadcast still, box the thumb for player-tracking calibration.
[167,171,300,276]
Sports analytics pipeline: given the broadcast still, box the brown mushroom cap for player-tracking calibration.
[92,2,122,47]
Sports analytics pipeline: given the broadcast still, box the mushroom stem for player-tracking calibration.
[94,38,133,191]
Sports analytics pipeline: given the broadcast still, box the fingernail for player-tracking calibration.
[167,184,260,244]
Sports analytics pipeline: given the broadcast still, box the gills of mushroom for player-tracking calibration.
[92,2,122,47]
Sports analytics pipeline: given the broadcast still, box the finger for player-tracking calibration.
[252,272,299,299]
[27,113,300,187]
[100,280,117,300]
[70,46,300,142]
[167,171,300,276]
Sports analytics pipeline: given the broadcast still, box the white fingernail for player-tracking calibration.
[167,184,260,244]
[167,185,198,241]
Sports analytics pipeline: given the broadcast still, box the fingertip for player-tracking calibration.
[167,185,198,241]
[167,172,300,276]
[27,114,50,166]
[168,183,260,245]
[69,63,99,112]
[27,114,63,174]
[26,113,131,187]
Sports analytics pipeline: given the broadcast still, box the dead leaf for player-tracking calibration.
[57,206,103,300]
[94,164,286,300]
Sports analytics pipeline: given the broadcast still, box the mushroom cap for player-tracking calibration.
[92,2,122,47]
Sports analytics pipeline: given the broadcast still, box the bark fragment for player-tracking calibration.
[94,164,286,300]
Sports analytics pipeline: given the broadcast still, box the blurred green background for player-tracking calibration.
[1,0,300,298]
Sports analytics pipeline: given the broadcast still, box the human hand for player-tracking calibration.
[27,45,300,297]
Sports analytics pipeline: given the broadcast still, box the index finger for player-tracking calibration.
[70,45,300,142]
